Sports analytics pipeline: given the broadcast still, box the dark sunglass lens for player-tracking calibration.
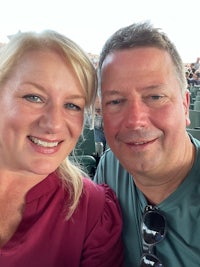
[142,211,166,244]
[140,254,164,267]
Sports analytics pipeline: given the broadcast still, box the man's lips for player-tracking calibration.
[126,138,158,146]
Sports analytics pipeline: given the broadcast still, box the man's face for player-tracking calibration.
[101,47,190,177]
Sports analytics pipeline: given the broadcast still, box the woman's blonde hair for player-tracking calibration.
[0,30,97,219]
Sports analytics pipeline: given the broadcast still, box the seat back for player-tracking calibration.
[187,128,200,141]
[69,126,97,178]
[188,109,200,129]
[69,155,97,178]
[74,127,96,156]
[194,101,200,111]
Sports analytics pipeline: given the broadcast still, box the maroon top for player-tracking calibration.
[0,173,124,267]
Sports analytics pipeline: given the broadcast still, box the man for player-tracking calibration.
[94,21,200,267]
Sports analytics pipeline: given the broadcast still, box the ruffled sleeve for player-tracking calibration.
[80,179,124,267]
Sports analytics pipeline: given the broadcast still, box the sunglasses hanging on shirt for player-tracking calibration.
[140,205,167,267]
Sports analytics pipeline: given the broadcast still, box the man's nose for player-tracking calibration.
[124,101,148,129]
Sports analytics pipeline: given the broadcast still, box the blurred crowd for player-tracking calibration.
[185,57,200,87]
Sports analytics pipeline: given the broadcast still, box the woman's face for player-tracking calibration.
[0,50,86,177]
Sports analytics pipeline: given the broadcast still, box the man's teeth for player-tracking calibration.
[135,141,148,145]
[29,136,59,147]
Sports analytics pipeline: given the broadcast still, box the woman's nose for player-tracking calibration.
[39,105,65,133]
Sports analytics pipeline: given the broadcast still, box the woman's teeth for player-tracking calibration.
[29,136,59,147]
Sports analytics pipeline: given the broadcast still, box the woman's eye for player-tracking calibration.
[65,103,81,111]
[23,94,43,103]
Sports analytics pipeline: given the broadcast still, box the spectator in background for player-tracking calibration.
[94,95,107,151]
[193,71,200,85]
[194,57,200,71]
[185,70,193,86]
[186,70,200,87]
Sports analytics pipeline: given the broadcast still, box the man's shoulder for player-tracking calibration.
[94,148,131,184]
[99,148,122,168]
[102,148,116,159]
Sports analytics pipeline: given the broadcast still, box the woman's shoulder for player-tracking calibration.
[80,177,122,223]
[82,177,119,208]
[79,178,124,266]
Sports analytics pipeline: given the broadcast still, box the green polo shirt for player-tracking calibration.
[94,135,200,267]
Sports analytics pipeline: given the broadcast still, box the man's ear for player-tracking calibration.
[184,90,191,126]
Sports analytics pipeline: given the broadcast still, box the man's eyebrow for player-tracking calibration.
[102,89,122,97]
[143,84,165,90]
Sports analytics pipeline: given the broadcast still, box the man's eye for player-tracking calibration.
[151,95,164,100]
[108,99,122,105]
[65,103,81,111]
[23,94,42,103]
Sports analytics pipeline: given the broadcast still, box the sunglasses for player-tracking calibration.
[140,205,167,267]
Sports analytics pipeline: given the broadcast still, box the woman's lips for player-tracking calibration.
[28,136,61,148]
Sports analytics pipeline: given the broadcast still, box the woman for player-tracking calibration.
[0,30,123,266]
